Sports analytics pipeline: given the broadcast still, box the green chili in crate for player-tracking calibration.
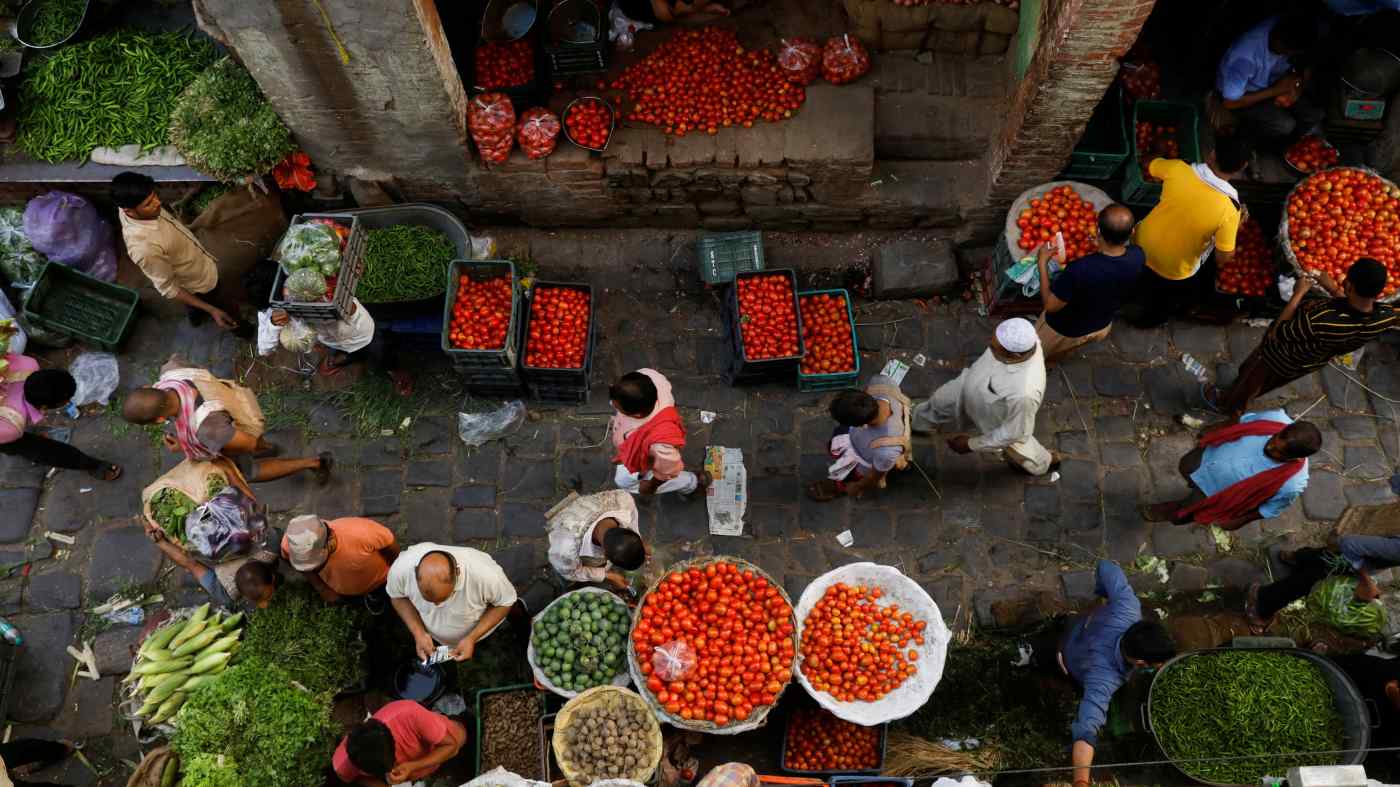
[22,0,84,47]
[355,224,456,304]
[1149,651,1344,784]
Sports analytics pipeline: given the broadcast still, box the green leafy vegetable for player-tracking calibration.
[150,488,197,543]
[170,58,296,183]
[0,207,48,290]
[186,185,231,220]
[172,661,337,787]
[356,224,456,304]
[180,753,240,787]
[238,583,365,695]
[17,30,217,162]
[20,0,84,47]
[1306,575,1388,637]
[275,220,343,276]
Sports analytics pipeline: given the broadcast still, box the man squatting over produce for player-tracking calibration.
[336,699,466,787]
[547,489,649,590]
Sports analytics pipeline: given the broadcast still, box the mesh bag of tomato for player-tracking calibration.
[469,92,517,163]
[821,34,871,85]
[627,557,798,734]
[517,107,561,160]
[777,38,821,86]
[1279,166,1400,303]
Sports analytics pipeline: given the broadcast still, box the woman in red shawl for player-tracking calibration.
[610,369,711,496]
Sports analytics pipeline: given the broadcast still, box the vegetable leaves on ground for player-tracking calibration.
[238,583,365,696]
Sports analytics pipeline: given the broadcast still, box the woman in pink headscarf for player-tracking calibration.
[0,354,120,480]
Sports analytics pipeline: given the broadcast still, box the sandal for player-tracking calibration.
[90,463,122,482]
[1199,382,1222,414]
[1245,583,1273,634]
[315,451,334,486]
[318,356,347,377]
[805,479,842,503]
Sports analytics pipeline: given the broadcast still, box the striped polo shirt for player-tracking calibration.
[1260,298,1400,377]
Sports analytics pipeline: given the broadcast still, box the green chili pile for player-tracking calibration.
[355,224,456,303]
[1150,651,1345,784]
[21,0,84,47]
[169,57,296,183]
[17,30,217,162]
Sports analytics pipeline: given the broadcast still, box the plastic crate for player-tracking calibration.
[977,245,1041,318]
[520,281,595,389]
[796,289,860,392]
[1061,86,1128,181]
[724,269,805,384]
[697,230,765,285]
[442,259,520,369]
[781,709,888,776]
[1122,100,1202,207]
[269,214,367,322]
[528,378,590,405]
[22,262,139,351]
[474,684,547,777]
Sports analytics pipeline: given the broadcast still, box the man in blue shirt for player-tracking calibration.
[1249,531,1400,629]
[1033,204,1145,364]
[1021,560,1176,786]
[1325,0,1400,15]
[1215,15,1322,151]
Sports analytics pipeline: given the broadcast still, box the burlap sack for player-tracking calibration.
[1331,502,1400,548]
[190,187,288,299]
[140,456,250,534]
[126,746,176,787]
[160,367,267,438]
[552,686,662,787]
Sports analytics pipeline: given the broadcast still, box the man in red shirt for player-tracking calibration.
[333,700,466,786]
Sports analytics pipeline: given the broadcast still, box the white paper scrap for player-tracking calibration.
[836,530,854,547]
[705,446,746,536]
[880,359,910,386]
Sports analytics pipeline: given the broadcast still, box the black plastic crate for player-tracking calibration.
[269,214,367,322]
[544,0,607,76]
[469,382,530,399]
[781,707,888,776]
[0,640,15,719]
[520,281,595,388]
[723,269,805,384]
[528,380,590,405]
[1060,86,1129,181]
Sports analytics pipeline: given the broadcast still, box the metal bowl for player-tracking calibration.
[482,0,537,43]
[548,0,602,45]
[562,96,615,153]
[14,0,89,50]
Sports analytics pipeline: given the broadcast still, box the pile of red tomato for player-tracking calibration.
[1216,217,1274,297]
[1288,168,1400,299]
[635,561,796,727]
[736,273,800,360]
[474,40,534,90]
[783,707,881,772]
[565,99,612,150]
[524,286,590,369]
[612,27,806,136]
[800,582,926,704]
[1119,60,1161,100]
[1014,185,1098,260]
[1136,121,1180,179]
[1285,135,1339,174]
[798,292,855,375]
[447,274,513,350]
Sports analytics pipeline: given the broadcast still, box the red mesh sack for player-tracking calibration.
[777,38,821,86]
[468,92,516,164]
[516,107,560,160]
[652,640,697,682]
[821,34,871,86]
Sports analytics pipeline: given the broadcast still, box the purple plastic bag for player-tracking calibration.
[185,486,266,562]
[22,192,118,282]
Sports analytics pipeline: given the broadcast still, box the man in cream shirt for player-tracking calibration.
[386,543,518,663]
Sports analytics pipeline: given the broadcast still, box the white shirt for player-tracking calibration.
[958,346,1047,453]
[546,490,640,583]
[386,544,518,645]
[312,297,375,353]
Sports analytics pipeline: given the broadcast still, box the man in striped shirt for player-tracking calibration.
[1209,258,1397,415]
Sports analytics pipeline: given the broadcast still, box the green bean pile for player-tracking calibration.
[355,224,456,304]
[169,57,295,183]
[21,0,84,47]
[1150,651,1345,784]
[17,30,217,163]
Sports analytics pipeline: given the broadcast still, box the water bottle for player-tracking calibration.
[0,615,23,646]
[1181,353,1209,383]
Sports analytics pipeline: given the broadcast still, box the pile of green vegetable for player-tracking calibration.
[171,661,337,787]
[531,590,630,694]
[237,583,365,695]
[124,604,243,726]
[149,474,225,542]
[17,30,217,162]
[275,220,344,278]
[185,186,231,220]
[1149,651,1345,783]
[356,224,456,303]
[1307,575,1389,637]
[169,58,296,183]
[19,0,85,47]
[0,207,48,291]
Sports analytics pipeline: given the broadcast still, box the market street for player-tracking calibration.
[2,265,1398,784]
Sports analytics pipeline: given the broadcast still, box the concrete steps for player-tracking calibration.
[869,52,1011,162]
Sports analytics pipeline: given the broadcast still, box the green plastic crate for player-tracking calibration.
[473,684,546,777]
[1122,100,1202,207]
[1061,86,1128,181]
[696,230,765,285]
[22,262,139,351]
[796,288,860,392]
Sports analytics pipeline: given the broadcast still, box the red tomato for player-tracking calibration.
[736,273,799,361]
[1014,185,1099,262]
[799,582,926,703]
[447,274,512,350]
[524,286,590,369]
[1289,168,1400,299]
[783,707,881,771]
[798,292,855,375]
[565,99,612,150]
[474,40,534,90]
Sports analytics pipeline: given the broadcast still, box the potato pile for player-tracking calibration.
[559,704,654,783]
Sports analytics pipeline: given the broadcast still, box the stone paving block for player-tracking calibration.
[751,398,796,437]
[361,437,405,466]
[1146,433,1194,498]
[1151,523,1211,558]
[849,508,895,550]
[1092,366,1141,398]
[40,473,99,534]
[93,625,143,675]
[1345,481,1394,506]
[86,524,162,600]
[1343,445,1390,477]
[501,502,547,538]
[454,509,499,541]
[1171,323,1228,360]
[27,571,80,610]
[754,437,798,475]
[401,489,453,543]
[1169,564,1209,593]
[409,415,455,454]
[1322,365,1367,411]
[500,462,557,500]
[406,461,452,488]
[361,469,404,517]
[309,466,359,519]
[559,449,612,494]
[0,487,39,542]
[503,424,559,460]
[1061,570,1096,602]
[53,675,117,738]
[1100,443,1144,468]
[0,454,44,488]
[749,475,799,504]
[1206,558,1264,589]
[309,403,350,434]
[800,418,833,454]
[1333,415,1378,441]
[1112,325,1168,360]
[1226,324,1265,362]
[1143,365,1197,412]
[1104,508,1151,562]
[656,495,709,542]
[894,512,936,551]
[878,463,942,507]
[1056,431,1091,456]
[452,485,496,509]
[1094,415,1136,442]
[980,505,1025,542]
[1058,459,1098,502]
[749,504,797,539]
[785,574,816,603]
[873,240,958,299]
[10,611,75,722]
[490,542,546,587]
[799,494,850,534]
[254,474,309,513]
[1048,361,1093,402]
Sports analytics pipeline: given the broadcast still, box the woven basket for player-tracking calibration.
[527,587,632,698]
[626,555,798,735]
[552,685,662,787]
[1276,165,1400,304]
[1334,503,1400,539]
[1001,180,1114,263]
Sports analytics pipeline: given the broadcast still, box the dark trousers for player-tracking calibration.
[1,738,70,785]
[1128,261,1213,329]
[1233,98,1325,154]
[1219,349,1301,416]
[0,432,104,472]
[1257,547,1344,619]
[337,332,401,372]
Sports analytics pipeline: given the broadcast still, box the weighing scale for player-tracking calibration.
[1326,47,1400,143]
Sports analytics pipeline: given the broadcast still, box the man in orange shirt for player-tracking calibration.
[281,514,400,604]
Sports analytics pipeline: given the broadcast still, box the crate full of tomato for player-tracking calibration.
[1215,216,1276,299]
[727,269,805,382]
[797,289,859,392]
[441,259,519,370]
[782,705,886,776]
[521,282,594,399]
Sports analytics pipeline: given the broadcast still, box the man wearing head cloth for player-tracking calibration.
[1208,258,1400,415]
[912,317,1057,476]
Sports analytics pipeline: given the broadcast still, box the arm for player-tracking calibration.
[304,570,342,603]
[171,288,237,330]
[1272,274,1316,332]
[390,596,436,661]
[1068,677,1116,783]
[1208,509,1263,532]
[1221,73,1299,110]
[388,717,466,784]
[1037,244,1069,314]
[968,395,1039,452]
[450,604,513,661]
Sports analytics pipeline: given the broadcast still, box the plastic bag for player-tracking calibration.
[1306,575,1388,637]
[651,640,696,681]
[821,34,871,85]
[284,267,328,302]
[185,486,266,562]
[470,235,497,260]
[22,192,118,282]
[457,400,525,448]
[777,38,821,86]
[69,352,119,406]
[463,766,550,787]
[256,311,279,356]
[517,107,561,160]
[0,207,46,291]
[468,92,516,163]
[608,6,652,51]
[275,221,342,276]
[279,319,318,353]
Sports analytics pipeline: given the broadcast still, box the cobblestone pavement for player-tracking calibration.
[4,281,1399,784]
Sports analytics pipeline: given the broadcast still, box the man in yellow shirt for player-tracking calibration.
[1128,135,1251,328]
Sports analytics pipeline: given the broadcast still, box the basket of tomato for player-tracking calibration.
[1284,134,1339,176]
[1280,166,1400,302]
[1003,182,1113,263]
[725,269,805,384]
[794,563,951,725]
[781,705,886,776]
[441,259,520,370]
[628,557,798,735]
[797,289,859,392]
[1215,216,1277,300]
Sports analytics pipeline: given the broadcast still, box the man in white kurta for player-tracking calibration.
[545,490,644,589]
[912,318,1056,476]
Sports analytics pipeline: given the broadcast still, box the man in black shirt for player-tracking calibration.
[1033,204,1146,364]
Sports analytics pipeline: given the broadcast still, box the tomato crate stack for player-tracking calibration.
[268,213,368,322]
[796,289,860,392]
[520,281,595,405]
[722,269,806,386]
[1121,100,1201,208]
[441,259,526,397]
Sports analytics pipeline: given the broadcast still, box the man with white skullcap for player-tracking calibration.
[912,317,1057,476]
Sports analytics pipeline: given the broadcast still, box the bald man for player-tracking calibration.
[1033,203,1146,364]
[385,543,517,663]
